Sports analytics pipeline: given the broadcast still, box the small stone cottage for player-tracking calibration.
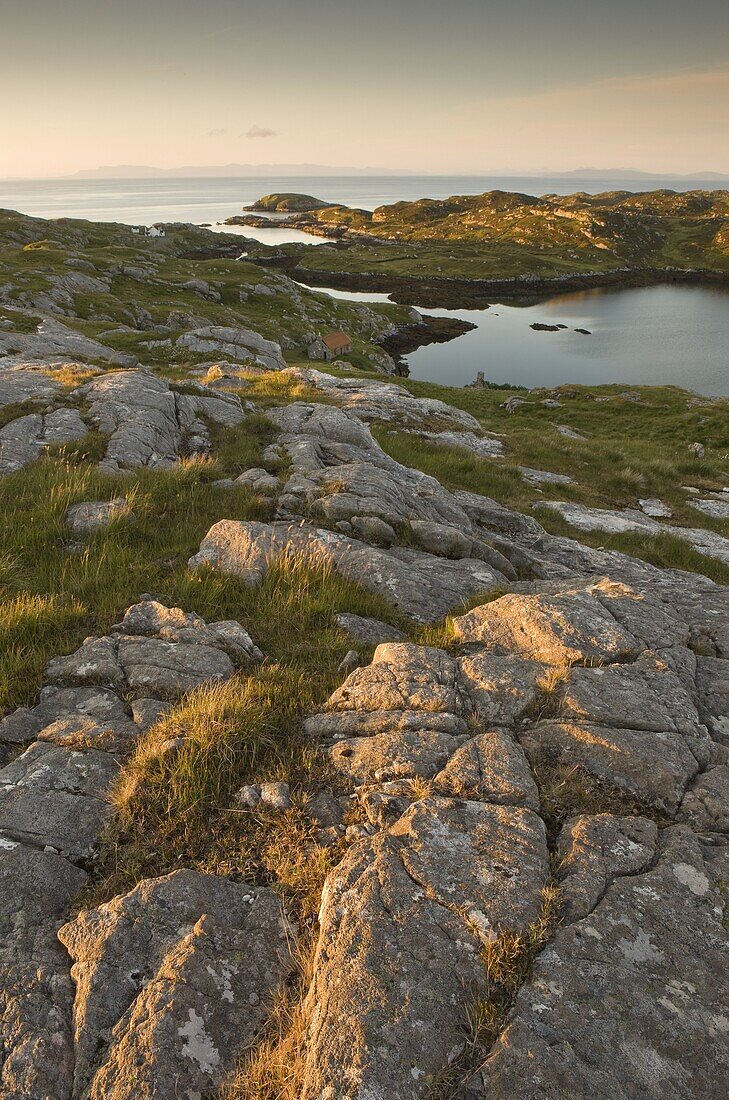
[308,331,352,361]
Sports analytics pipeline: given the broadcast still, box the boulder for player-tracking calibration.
[335,613,406,646]
[116,636,235,698]
[189,520,507,622]
[433,730,540,808]
[234,467,279,494]
[58,871,295,1099]
[65,498,134,535]
[639,497,673,518]
[326,644,468,718]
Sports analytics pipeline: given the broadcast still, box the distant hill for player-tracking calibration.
[67,163,414,180]
[266,187,729,286]
[549,168,729,181]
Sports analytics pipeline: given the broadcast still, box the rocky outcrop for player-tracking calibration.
[301,799,549,1098]
[473,827,728,1100]
[0,840,88,1100]
[404,427,505,459]
[0,367,252,477]
[280,366,482,430]
[536,500,729,567]
[2,350,728,1100]
[79,369,250,471]
[0,363,64,407]
[190,519,508,622]
[0,318,137,367]
[0,602,267,1099]
[176,324,287,371]
[292,574,728,1097]
[265,401,514,566]
[0,407,87,474]
[58,872,294,1100]
[519,464,575,486]
[689,494,729,520]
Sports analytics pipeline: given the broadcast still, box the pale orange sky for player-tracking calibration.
[1,0,727,178]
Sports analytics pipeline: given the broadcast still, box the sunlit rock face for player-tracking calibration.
[293,576,729,1098]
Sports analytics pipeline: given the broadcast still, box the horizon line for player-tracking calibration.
[2,165,729,185]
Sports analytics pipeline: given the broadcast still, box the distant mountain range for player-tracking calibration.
[67,164,416,180]
[550,168,729,181]
[65,165,729,183]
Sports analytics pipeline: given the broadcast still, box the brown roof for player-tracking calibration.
[322,331,351,351]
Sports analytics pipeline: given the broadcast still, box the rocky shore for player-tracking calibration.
[256,254,729,309]
[377,314,477,371]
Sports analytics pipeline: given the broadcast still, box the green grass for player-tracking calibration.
[0,421,406,922]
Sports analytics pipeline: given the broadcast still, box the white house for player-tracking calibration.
[131,225,166,238]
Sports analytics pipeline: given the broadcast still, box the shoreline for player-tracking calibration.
[251,256,729,309]
[377,315,477,374]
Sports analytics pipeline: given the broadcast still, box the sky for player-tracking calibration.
[1,0,728,178]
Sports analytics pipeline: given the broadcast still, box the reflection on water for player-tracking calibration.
[308,283,729,397]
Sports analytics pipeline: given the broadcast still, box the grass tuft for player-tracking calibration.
[430,885,560,1097]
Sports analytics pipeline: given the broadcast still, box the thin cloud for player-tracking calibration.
[207,128,228,137]
[245,125,277,139]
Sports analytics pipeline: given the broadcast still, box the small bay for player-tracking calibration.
[312,284,729,397]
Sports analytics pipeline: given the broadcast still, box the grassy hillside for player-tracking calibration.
[248,189,729,282]
[0,209,412,370]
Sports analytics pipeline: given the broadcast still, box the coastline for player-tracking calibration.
[376,315,477,373]
[252,255,729,309]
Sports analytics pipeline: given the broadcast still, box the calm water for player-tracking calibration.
[1,175,727,395]
[1,173,726,227]
[310,284,729,397]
